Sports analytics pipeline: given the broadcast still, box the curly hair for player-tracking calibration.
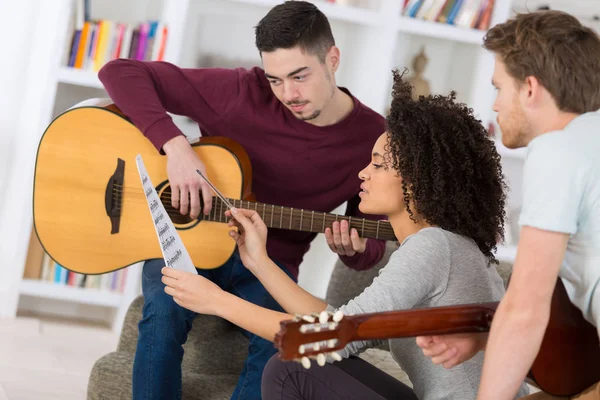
[386,69,507,263]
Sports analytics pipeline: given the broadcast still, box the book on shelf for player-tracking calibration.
[67,20,169,71]
[66,0,169,71]
[22,228,128,293]
[403,0,495,30]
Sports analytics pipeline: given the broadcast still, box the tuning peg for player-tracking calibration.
[319,310,329,324]
[316,353,326,366]
[301,356,311,369]
[333,310,344,322]
[298,344,306,355]
[330,351,343,362]
[301,315,316,323]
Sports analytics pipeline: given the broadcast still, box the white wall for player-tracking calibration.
[0,0,72,318]
[0,1,37,211]
[0,0,41,318]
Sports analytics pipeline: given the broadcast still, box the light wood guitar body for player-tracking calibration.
[33,103,396,274]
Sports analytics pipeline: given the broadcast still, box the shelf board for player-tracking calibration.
[495,244,517,263]
[227,0,381,26]
[494,139,527,160]
[315,1,381,26]
[57,67,104,89]
[19,279,122,307]
[396,16,485,44]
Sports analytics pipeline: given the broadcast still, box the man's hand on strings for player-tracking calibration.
[325,220,367,257]
[416,332,487,369]
[163,135,213,219]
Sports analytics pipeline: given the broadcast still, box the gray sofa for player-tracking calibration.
[87,242,513,399]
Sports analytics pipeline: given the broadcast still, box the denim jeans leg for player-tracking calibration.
[225,254,295,400]
[132,258,200,400]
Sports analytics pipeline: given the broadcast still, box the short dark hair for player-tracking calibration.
[254,1,335,62]
[386,69,507,264]
[484,10,600,114]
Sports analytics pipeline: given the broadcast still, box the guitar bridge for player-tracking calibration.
[105,158,125,234]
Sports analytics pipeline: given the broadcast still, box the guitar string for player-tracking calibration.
[109,197,396,237]
[108,185,395,237]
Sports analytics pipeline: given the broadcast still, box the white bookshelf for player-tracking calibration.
[395,15,485,43]
[57,66,102,88]
[8,0,517,323]
[10,0,190,331]
[20,279,123,307]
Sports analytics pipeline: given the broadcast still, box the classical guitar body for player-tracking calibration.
[33,104,247,274]
[528,278,600,397]
[276,279,599,397]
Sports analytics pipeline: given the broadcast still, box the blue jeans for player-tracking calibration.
[132,252,293,400]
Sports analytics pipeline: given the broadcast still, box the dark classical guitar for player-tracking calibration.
[275,278,599,397]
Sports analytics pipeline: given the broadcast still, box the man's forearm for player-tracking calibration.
[255,258,328,315]
[477,297,550,399]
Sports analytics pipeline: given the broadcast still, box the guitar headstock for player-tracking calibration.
[274,310,356,369]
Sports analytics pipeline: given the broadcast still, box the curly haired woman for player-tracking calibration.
[159,70,529,399]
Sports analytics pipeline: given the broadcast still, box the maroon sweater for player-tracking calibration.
[98,59,387,278]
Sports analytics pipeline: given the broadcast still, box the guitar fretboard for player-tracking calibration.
[200,197,396,241]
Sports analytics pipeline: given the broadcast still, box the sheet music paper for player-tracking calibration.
[135,154,197,274]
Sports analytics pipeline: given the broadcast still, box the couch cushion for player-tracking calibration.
[88,351,242,400]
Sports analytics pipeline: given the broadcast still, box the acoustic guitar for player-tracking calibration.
[275,278,600,397]
[32,102,396,275]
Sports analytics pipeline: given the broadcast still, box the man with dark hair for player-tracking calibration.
[98,1,386,399]
[416,10,600,400]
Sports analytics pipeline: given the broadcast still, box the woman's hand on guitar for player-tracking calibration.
[325,220,367,257]
[163,135,213,219]
[225,207,269,272]
[416,332,488,369]
[161,267,224,315]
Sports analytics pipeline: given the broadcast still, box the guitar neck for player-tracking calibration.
[205,197,397,241]
[346,302,499,341]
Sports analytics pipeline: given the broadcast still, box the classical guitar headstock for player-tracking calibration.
[274,310,356,369]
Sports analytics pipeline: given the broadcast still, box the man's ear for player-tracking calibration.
[526,75,559,111]
[327,45,340,72]
[523,75,544,107]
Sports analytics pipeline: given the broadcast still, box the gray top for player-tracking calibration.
[327,227,529,399]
